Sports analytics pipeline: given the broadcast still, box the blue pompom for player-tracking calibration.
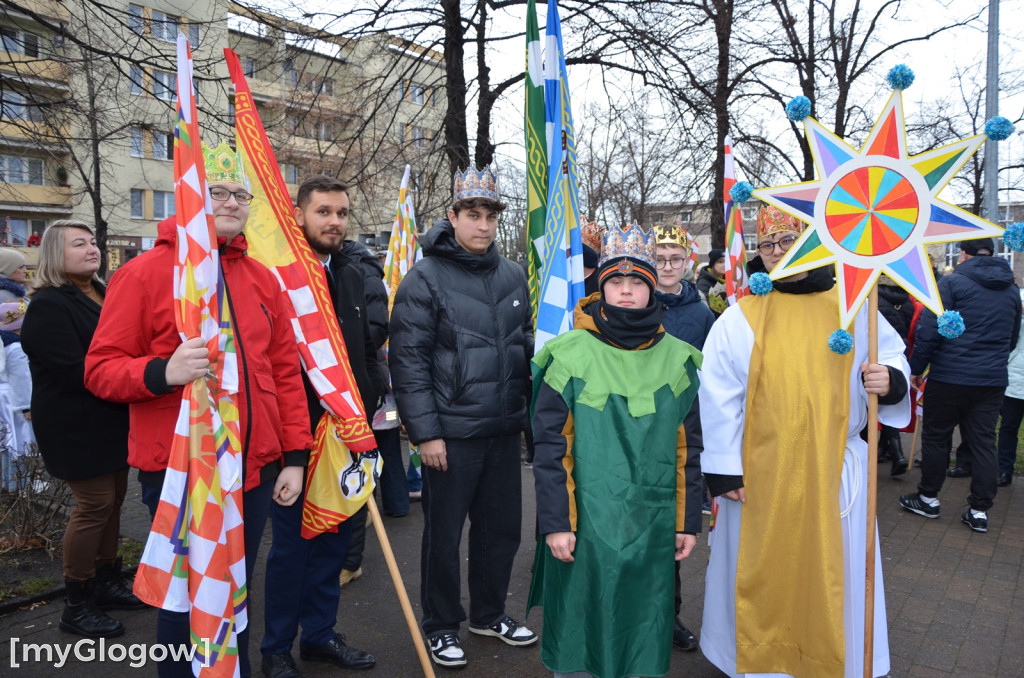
[786,96,812,122]
[828,329,854,355]
[749,272,773,296]
[886,64,915,90]
[937,310,965,339]
[985,117,1015,141]
[1004,222,1024,252]
[730,181,754,204]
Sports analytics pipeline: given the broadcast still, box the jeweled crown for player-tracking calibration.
[580,217,605,254]
[202,140,249,187]
[453,166,500,203]
[599,221,657,271]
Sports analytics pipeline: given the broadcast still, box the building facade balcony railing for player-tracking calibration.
[4,0,70,23]
[0,119,70,148]
[0,182,72,208]
[0,56,70,87]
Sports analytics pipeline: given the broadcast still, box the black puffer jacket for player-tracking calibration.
[341,240,388,350]
[389,221,533,444]
[910,255,1021,386]
[654,280,714,350]
[878,282,914,356]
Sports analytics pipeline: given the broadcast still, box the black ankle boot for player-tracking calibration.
[95,557,146,610]
[889,436,908,476]
[60,579,125,638]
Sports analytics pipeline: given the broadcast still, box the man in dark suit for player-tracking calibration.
[260,176,384,678]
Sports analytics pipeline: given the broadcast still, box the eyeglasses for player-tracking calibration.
[656,257,687,270]
[209,187,254,205]
[756,235,798,255]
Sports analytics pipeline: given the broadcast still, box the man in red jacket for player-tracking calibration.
[85,142,312,678]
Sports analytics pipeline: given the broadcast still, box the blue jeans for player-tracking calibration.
[406,454,422,493]
[261,485,354,655]
[140,477,274,678]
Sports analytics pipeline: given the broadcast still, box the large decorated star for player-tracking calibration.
[753,90,1003,328]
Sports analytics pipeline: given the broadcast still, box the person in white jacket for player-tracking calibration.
[0,299,33,492]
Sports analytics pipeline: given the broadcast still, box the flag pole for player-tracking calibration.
[864,284,879,678]
[366,497,436,677]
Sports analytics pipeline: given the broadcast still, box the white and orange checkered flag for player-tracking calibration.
[132,35,246,678]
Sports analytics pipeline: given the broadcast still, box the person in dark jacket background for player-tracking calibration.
[389,167,536,668]
[900,238,1022,534]
[651,223,712,652]
[696,248,727,317]
[260,175,380,677]
[876,276,915,476]
[22,220,139,639]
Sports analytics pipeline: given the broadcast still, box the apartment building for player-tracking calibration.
[0,0,445,272]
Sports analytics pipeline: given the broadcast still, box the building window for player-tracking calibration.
[128,4,143,35]
[410,126,428,148]
[679,211,692,223]
[397,80,404,101]
[151,11,179,43]
[188,23,200,48]
[153,70,175,101]
[410,83,426,105]
[228,100,235,125]
[129,65,143,95]
[153,190,175,219]
[244,58,256,77]
[743,233,757,252]
[431,88,439,108]
[0,155,45,185]
[153,130,173,160]
[2,28,41,58]
[411,170,425,192]
[282,163,300,184]
[289,70,299,88]
[0,90,43,123]
[130,128,144,157]
[318,122,334,141]
[130,189,144,219]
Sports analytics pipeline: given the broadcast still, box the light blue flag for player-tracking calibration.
[535,0,585,351]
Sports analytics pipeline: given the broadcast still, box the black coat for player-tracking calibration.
[910,255,1022,387]
[389,221,533,444]
[304,251,387,434]
[341,240,389,350]
[21,284,129,481]
[877,283,914,346]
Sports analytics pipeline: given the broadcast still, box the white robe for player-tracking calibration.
[699,301,911,678]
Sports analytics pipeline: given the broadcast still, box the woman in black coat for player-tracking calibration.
[20,220,141,639]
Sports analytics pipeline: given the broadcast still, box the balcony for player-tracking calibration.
[0,182,72,209]
[0,120,70,150]
[0,55,70,87]
[4,0,69,23]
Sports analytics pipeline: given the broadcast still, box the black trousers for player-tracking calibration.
[997,395,1024,475]
[420,434,522,636]
[918,380,1002,511]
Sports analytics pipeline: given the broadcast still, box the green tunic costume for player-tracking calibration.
[529,320,702,678]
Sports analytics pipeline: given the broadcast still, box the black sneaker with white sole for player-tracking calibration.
[898,493,940,518]
[961,509,988,533]
[428,631,467,668]
[468,613,538,646]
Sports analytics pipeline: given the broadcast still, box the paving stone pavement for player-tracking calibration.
[1,437,1021,677]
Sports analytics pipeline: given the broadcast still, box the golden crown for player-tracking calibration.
[756,205,804,240]
[453,166,500,203]
[202,140,249,187]
[580,217,605,253]
[653,224,691,250]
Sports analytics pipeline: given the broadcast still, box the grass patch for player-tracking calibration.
[118,537,144,569]
[17,577,54,596]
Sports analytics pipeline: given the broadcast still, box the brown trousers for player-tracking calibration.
[63,468,128,582]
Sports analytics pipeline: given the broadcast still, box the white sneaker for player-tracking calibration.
[428,631,467,667]
[468,614,538,646]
